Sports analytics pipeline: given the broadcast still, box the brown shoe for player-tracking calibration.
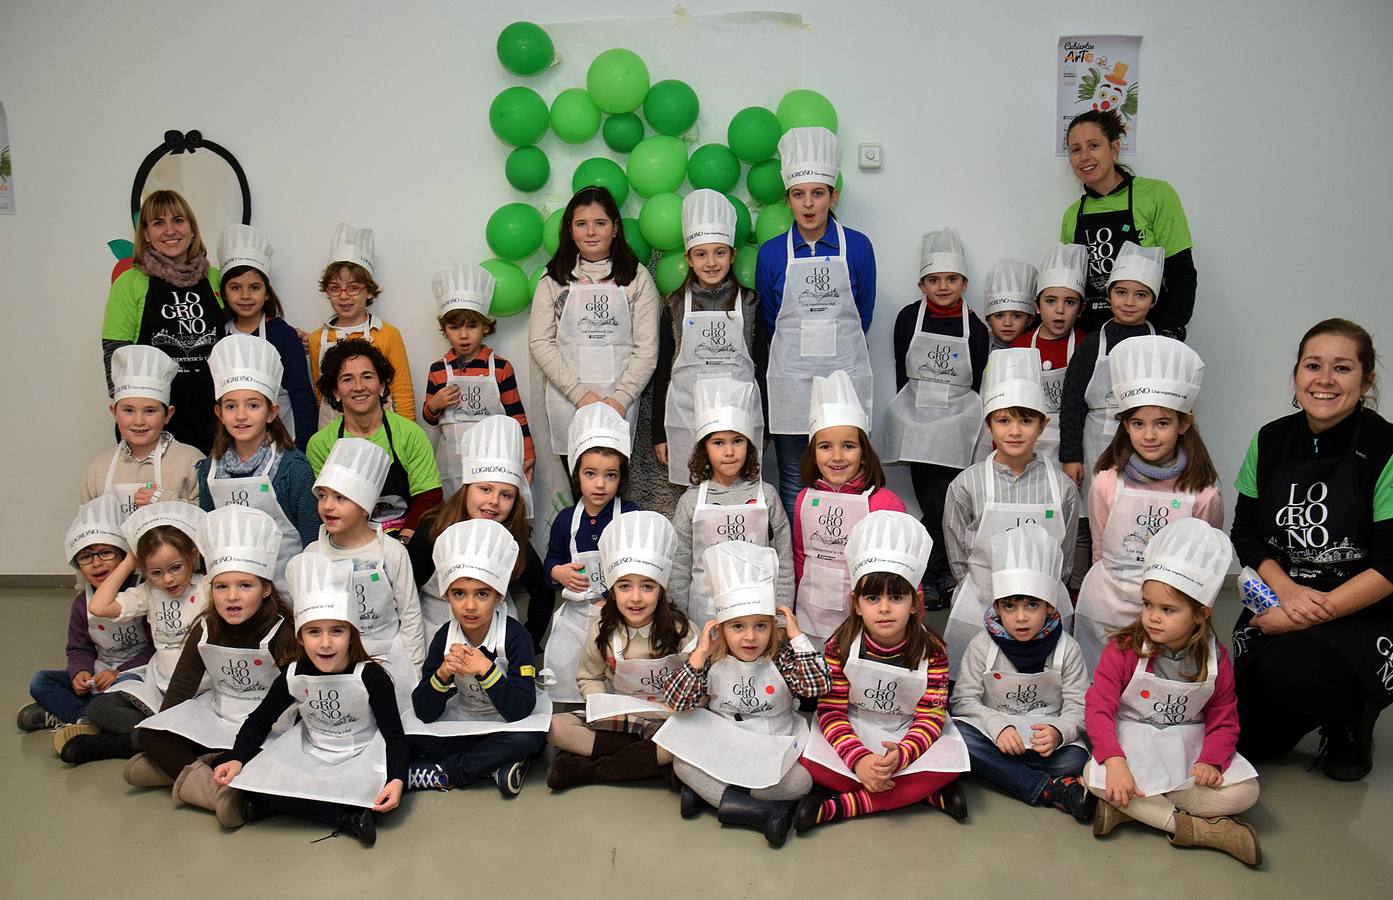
[51,723,99,756]
[124,752,174,788]
[1170,812,1262,866]
[1092,798,1133,837]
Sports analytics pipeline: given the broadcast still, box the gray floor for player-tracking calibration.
[3,586,1390,898]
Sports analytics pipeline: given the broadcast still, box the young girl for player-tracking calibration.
[1011,243,1088,466]
[670,376,792,626]
[213,553,407,846]
[401,519,549,795]
[793,369,906,650]
[798,511,970,831]
[133,507,297,822]
[547,512,692,789]
[81,345,203,516]
[216,224,316,449]
[58,502,206,765]
[543,403,637,703]
[1074,335,1222,673]
[423,263,535,498]
[196,333,318,596]
[982,258,1038,351]
[308,223,415,426]
[952,523,1091,818]
[883,227,990,605]
[1085,519,1261,865]
[657,542,830,847]
[20,496,151,732]
[529,186,659,468]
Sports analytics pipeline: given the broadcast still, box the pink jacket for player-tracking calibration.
[1088,468,1224,564]
[792,475,907,585]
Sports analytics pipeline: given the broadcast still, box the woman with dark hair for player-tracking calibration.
[1230,318,1392,781]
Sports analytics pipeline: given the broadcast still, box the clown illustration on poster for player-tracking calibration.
[1056,35,1141,155]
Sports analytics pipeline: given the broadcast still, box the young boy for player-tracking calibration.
[982,258,1038,351]
[1011,244,1088,465]
[941,347,1079,678]
[421,264,535,498]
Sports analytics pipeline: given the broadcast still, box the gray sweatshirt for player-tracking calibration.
[669,478,794,620]
[950,628,1088,746]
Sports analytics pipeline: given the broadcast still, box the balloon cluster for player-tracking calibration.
[485,22,840,315]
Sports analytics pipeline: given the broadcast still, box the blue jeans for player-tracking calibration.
[28,669,90,724]
[407,731,546,786]
[958,721,1090,805]
[771,433,809,527]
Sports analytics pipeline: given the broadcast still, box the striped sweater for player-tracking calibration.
[420,345,535,466]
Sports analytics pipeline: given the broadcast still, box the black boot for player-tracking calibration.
[680,784,708,819]
[794,787,836,833]
[336,810,376,847]
[241,793,278,824]
[715,787,796,848]
[928,780,969,821]
[1319,702,1377,782]
[59,732,133,765]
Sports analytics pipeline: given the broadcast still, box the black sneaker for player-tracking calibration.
[1319,703,1377,782]
[17,703,63,732]
[406,762,451,792]
[494,758,529,796]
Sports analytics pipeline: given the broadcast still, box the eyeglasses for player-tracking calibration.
[325,283,366,298]
[76,548,120,566]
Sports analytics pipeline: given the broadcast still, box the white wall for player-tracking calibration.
[2,0,1389,575]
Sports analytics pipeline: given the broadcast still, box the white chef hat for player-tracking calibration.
[599,510,679,589]
[432,264,496,318]
[694,376,758,443]
[809,369,869,437]
[982,259,1039,318]
[1107,242,1164,295]
[217,224,273,278]
[64,496,130,564]
[778,127,840,189]
[209,333,284,402]
[568,403,632,466]
[682,189,737,250]
[1036,243,1087,297]
[313,438,390,515]
[1109,335,1204,415]
[846,510,932,589]
[288,553,355,630]
[111,345,177,405]
[201,506,281,581]
[121,501,206,555]
[328,222,376,276]
[432,519,518,598]
[981,347,1050,417]
[990,522,1064,603]
[919,227,967,278]
[461,415,527,491]
[1142,518,1233,609]
[705,541,779,623]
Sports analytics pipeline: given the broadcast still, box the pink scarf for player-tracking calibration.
[140,248,210,288]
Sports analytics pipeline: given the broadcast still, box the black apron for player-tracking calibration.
[338,414,412,534]
[1071,176,1139,334]
[135,274,225,453]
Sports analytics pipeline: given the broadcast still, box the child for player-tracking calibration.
[543,403,637,703]
[216,224,316,448]
[982,258,1038,351]
[214,553,407,846]
[952,523,1091,818]
[883,227,990,605]
[795,369,906,650]
[943,348,1078,677]
[196,333,318,595]
[306,437,425,687]
[19,496,151,732]
[670,375,791,626]
[133,507,297,820]
[1085,519,1261,865]
[547,511,693,790]
[308,223,415,426]
[81,345,203,517]
[756,127,875,524]
[423,263,535,498]
[401,519,549,795]
[58,502,206,765]
[798,511,970,831]
[657,542,830,847]
[1074,335,1222,672]
[1011,243,1088,464]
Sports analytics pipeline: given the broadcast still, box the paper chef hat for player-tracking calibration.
[599,510,679,589]
[111,346,177,405]
[209,333,283,401]
[981,347,1050,417]
[568,403,632,465]
[1142,518,1233,609]
[990,522,1064,603]
[1109,335,1204,415]
[1107,242,1164,295]
[682,189,738,250]
[1036,243,1087,297]
[201,506,281,581]
[289,553,355,630]
[694,376,758,443]
[432,264,496,318]
[122,501,206,555]
[328,222,376,276]
[432,519,518,598]
[919,227,967,278]
[460,415,528,491]
[846,511,932,589]
[64,496,130,563]
[809,369,869,437]
[705,541,779,623]
[982,259,1039,317]
[217,224,273,278]
[778,127,840,189]
[314,438,391,514]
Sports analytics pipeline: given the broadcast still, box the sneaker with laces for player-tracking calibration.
[17,703,64,732]
[494,758,529,796]
[406,762,451,792]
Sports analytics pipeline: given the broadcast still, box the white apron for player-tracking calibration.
[419,577,520,650]
[86,589,149,674]
[584,630,694,723]
[765,223,873,435]
[206,448,303,598]
[1030,328,1075,463]
[435,353,506,500]
[883,301,982,468]
[957,641,1085,752]
[1081,321,1154,503]
[688,481,770,627]
[324,527,420,699]
[796,487,871,648]
[103,442,162,524]
[108,577,206,713]
[317,316,388,428]
[544,281,638,450]
[226,316,296,443]
[545,504,609,703]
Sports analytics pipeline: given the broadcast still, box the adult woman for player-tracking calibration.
[101,190,226,453]
[1060,110,1196,339]
[1230,319,1392,781]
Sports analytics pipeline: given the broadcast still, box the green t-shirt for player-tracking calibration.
[101,265,224,341]
[1235,420,1393,521]
[1060,175,1193,257]
[307,410,443,496]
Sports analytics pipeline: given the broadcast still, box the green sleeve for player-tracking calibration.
[1060,198,1082,243]
[207,265,223,301]
[1374,455,1393,522]
[1142,178,1193,255]
[1234,432,1261,499]
[396,415,443,494]
[306,425,334,473]
[101,268,150,342]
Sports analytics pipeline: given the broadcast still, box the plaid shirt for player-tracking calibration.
[661,634,831,711]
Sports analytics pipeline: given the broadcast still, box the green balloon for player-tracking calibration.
[529,265,547,296]
[489,86,549,147]
[504,146,550,192]
[480,258,531,316]
[623,217,652,264]
[603,113,645,153]
[726,106,781,162]
[485,203,544,260]
[724,194,752,247]
[496,22,555,76]
[733,244,757,289]
[550,88,601,144]
[755,202,794,244]
[643,79,699,136]
[638,193,684,252]
[587,48,650,114]
[746,158,784,205]
[654,250,690,295]
[688,144,740,193]
[776,89,838,132]
[571,157,629,207]
[543,208,564,256]
[627,135,688,198]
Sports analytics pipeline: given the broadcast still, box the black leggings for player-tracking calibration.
[909,462,959,579]
[516,542,557,649]
[248,792,366,829]
[140,729,230,779]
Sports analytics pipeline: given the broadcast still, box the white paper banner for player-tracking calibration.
[0,101,14,214]
[1056,35,1141,156]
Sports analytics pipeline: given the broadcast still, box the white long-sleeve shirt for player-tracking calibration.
[305,526,425,667]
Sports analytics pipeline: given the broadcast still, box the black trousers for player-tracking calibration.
[1235,630,1367,761]
[909,462,960,579]
[515,542,556,650]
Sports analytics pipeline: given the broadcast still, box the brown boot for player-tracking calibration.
[1092,798,1133,836]
[590,729,641,757]
[124,752,174,788]
[1170,811,1262,866]
[547,740,662,790]
[173,760,246,828]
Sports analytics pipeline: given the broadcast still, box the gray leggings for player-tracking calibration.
[87,692,151,735]
[673,758,812,807]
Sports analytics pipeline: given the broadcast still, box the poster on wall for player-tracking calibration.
[0,102,14,213]
[1056,36,1140,156]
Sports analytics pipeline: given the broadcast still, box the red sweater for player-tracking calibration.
[1010,325,1085,371]
[792,475,906,584]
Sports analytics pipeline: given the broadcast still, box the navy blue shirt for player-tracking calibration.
[543,497,637,589]
[754,218,877,336]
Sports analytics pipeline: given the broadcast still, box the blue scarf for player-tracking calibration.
[216,441,276,478]
[983,607,1062,674]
